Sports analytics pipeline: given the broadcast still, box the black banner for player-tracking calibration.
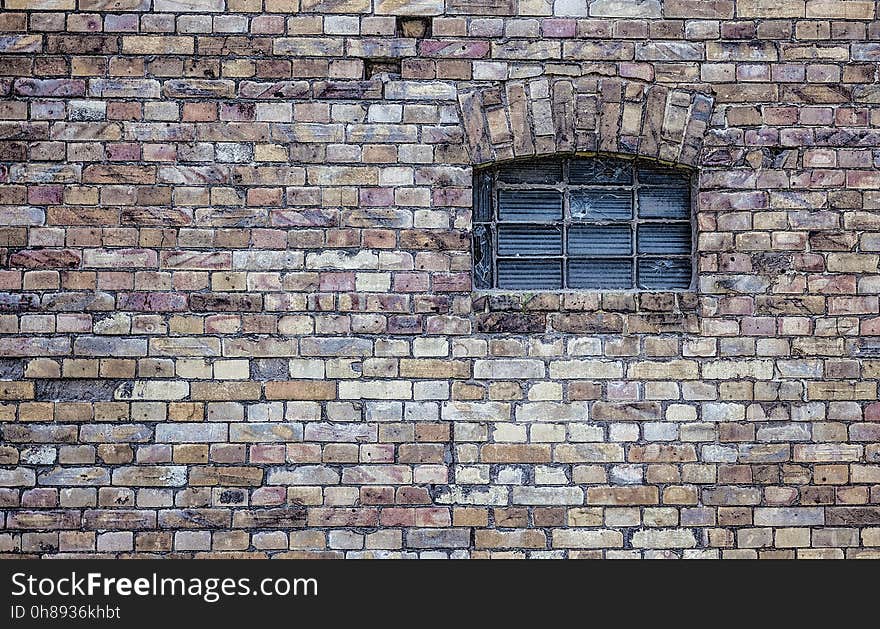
[0,559,867,626]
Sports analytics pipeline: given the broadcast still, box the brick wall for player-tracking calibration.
[1,0,880,558]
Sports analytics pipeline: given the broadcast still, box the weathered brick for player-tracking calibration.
[155,424,227,443]
[158,509,230,529]
[265,381,336,400]
[8,511,80,530]
[233,508,306,529]
[552,529,623,548]
[630,529,696,549]
[481,444,551,463]
[39,467,110,486]
[474,529,546,549]
[111,466,187,487]
[591,401,660,421]
[516,402,591,422]
[0,467,36,487]
[628,361,699,380]
[341,465,412,484]
[83,510,156,530]
[587,486,658,505]
[512,487,584,505]
[229,423,303,443]
[754,508,825,526]
[406,528,470,548]
[189,467,263,487]
[548,360,623,379]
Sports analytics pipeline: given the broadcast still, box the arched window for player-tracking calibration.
[473,156,694,291]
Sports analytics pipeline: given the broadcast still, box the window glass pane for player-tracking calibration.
[638,258,692,290]
[497,159,562,184]
[473,224,493,289]
[568,225,632,256]
[498,225,563,256]
[473,170,493,222]
[638,224,691,255]
[498,190,563,222]
[638,165,690,186]
[473,157,694,291]
[497,259,562,290]
[570,157,633,185]
[568,259,633,289]
[570,190,632,221]
[638,186,690,219]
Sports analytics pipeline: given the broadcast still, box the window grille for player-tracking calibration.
[473,156,694,291]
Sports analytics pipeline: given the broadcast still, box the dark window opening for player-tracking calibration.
[473,156,694,291]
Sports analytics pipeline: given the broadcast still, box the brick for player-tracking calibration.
[163,80,235,99]
[10,249,81,269]
[474,358,547,380]
[376,0,444,14]
[233,508,306,529]
[267,466,340,485]
[806,1,874,19]
[38,467,110,486]
[475,530,547,549]
[400,359,470,379]
[588,486,659,505]
[628,361,699,380]
[552,529,623,548]
[630,529,697,549]
[14,79,84,97]
[190,382,261,401]
[265,381,336,400]
[0,381,34,400]
[189,467,263,487]
[115,381,189,401]
[825,508,880,526]
[406,529,470,548]
[229,423,303,443]
[1,207,46,227]
[515,402,590,422]
[155,0,223,9]
[155,424,227,443]
[793,444,862,462]
[83,510,155,530]
[702,360,774,380]
[342,465,412,484]
[8,511,80,530]
[111,466,187,487]
[754,508,825,526]
[512,487,583,505]
[0,35,42,54]
[0,468,36,487]
[274,38,345,56]
[548,360,623,379]
[80,424,152,443]
[591,401,660,421]
[481,444,551,463]
[664,0,734,18]
[308,508,378,527]
[554,444,625,463]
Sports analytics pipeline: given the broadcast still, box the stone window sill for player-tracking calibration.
[471,290,699,334]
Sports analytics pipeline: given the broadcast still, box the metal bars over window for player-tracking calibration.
[472,156,695,291]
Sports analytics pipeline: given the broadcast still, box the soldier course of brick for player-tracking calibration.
[1,0,880,558]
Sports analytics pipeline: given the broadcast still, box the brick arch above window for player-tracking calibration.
[457,76,714,169]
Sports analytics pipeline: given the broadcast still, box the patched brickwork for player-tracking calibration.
[1,0,880,558]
